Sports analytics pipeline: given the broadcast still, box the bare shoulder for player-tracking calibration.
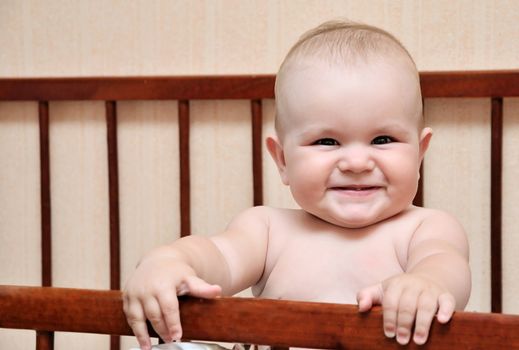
[225,205,280,229]
[415,207,466,235]
[411,206,462,224]
[409,206,469,258]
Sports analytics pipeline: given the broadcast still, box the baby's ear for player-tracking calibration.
[266,136,289,185]
[419,127,433,160]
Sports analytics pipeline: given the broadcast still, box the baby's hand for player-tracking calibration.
[356,274,456,345]
[123,254,222,350]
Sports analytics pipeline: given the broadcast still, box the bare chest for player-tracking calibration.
[255,225,406,304]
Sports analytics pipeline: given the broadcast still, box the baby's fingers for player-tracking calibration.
[381,286,401,340]
[394,289,420,345]
[436,293,456,323]
[356,283,384,312]
[158,276,222,342]
[123,296,152,350]
[157,293,182,342]
[143,298,171,343]
[180,275,222,298]
[412,292,438,345]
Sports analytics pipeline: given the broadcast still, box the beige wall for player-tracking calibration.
[1,1,518,349]
[2,0,519,77]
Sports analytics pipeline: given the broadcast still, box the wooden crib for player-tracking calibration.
[1,71,519,349]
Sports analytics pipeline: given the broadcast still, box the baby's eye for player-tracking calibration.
[313,138,339,146]
[371,136,395,145]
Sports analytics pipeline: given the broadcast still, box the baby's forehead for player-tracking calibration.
[274,56,423,137]
[274,23,422,137]
[277,53,421,109]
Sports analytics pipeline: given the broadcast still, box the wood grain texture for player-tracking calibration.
[105,100,121,350]
[251,99,263,206]
[1,286,519,350]
[179,100,191,237]
[490,97,503,313]
[413,166,423,207]
[420,71,519,97]
[1,71,518,101]
[36,331,54,350]
[106,101,121,291]
[0,76,275,101]
[38,101,52,287]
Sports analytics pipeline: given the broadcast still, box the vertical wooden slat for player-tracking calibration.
[413,166,424,207]
[36,331,54,350]
[38,101,53,350]
[251,100,263,206]
[39,101,52,286]
[251,100,266,350]
[414,97,425,207]
[179,100,191,237]
[106,101,121,289]
[106,101,121,350]
[490,97,503,313]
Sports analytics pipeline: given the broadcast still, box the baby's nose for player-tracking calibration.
[337,147,375,173]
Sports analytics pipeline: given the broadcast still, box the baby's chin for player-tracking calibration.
[307,210,386,229]
[328,218,381,229]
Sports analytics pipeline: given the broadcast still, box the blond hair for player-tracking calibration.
[280,20,415,69]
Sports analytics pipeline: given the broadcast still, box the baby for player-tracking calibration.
[124,20,471,350]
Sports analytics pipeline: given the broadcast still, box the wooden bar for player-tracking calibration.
[413,166,423,207]
[251,99,263,206]
[38,101,53,350]
[1,71,518,101]
[490,97,503,313]
[0,76,275,101]
[106,101,121,290]
[1,286,519,350]
[414,97,425,207]
[106,101,121,350]
[420,70,519,97]
[39,101,52,287]
[179,100,191,237]
[36,331,54,350]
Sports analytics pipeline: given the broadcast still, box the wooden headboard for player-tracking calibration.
[1,71,519,349]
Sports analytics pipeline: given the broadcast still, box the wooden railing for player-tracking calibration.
[1,285,519,349]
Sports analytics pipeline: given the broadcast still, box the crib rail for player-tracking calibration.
[1,285,519,350]
[0,76,275,101]
[1,71,519,100]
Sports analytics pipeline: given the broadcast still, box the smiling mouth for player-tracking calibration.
[329,186,382,196]
[331,186,381,191]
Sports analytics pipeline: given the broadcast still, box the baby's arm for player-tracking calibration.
[123,207,269,350]
[357,210,471,345]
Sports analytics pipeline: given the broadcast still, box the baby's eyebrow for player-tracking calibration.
[297,125,336,136]
[297,127,341,141]
[373,123,410,135]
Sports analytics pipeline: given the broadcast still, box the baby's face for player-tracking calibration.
[272,58,430,228]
